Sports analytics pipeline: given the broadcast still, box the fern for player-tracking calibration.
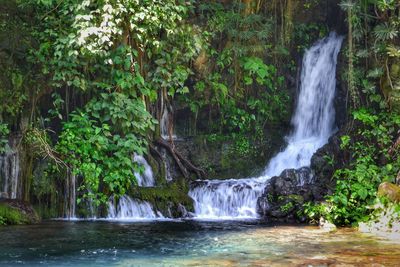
[374,23,398,41]
[367,68,384,79]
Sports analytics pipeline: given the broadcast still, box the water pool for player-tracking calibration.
[1,220,399,266]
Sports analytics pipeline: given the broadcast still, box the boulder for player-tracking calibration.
[257,167,313,222]
[311,134,343,182]
[378,182,400,203]
[319,217,337,232]
[257,134,344,222]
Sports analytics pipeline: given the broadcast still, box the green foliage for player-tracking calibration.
[131,182,194,214]
[0,123,9,153]
[305,109,400,225]
[0,2,30,121]
[232,135,252,157]
[21,0,198,204]
[294,23,328,52]
[181,2,289,137]
[303,0,400,226]
[340,0,400,109]
[56,111,150,205]
[365,200,400,229]
[280,201,294,213]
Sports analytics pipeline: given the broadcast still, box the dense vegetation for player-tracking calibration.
[0,0,399,226]
[304,0,400,226]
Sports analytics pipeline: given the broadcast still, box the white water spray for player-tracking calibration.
[107,195,163,220]
[134,154,155,187]
[64,169,77,219]
[189,33,343,219]
[265,32,344,177]
[0,142,21,199]
[189,176,269,219]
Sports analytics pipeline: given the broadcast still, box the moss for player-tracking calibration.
[0,203,31,225]
[128,182,194,217]
[146,152,166,186]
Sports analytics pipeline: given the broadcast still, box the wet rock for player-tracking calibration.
[311,134,343,184]
[257,167,313,222]
[378,182,400,203]
[257,134,344,222]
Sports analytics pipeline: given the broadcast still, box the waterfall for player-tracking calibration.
[160,103,174,182]
[264,32,344,177]
[189,33,343,219]
[107,195,163,220]
[64,169,77,219]
[189,176,269,219]
[0,143,21,199]
[102,155,157,220]
[134,154,155,187]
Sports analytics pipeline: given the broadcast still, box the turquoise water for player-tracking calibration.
[1,220,399,266]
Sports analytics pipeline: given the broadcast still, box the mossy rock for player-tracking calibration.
[378,182,400,203]
[0,199,40,225]
[128,182,194,217]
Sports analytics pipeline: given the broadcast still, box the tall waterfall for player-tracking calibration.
[189,33,343,219]
[265,32,344,177]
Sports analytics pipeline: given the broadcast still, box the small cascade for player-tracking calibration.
[189,176,269,219]
[107,195,162,220]
[189,33,343,219]
[160,103,174,182]
[0,142,21,199]
[264,32,344,178]
[133,154,155,187]
[160,101,178,141]
[64,169,76,219]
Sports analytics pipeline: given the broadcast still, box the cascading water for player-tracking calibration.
[189,176,269,219]
[160,104,174,182]
[64,169,76,219]
[0,142,21,199]
[189,32,343,219]
[265,32,344,177]
[133,154,155,187]
[107,195,163,220]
